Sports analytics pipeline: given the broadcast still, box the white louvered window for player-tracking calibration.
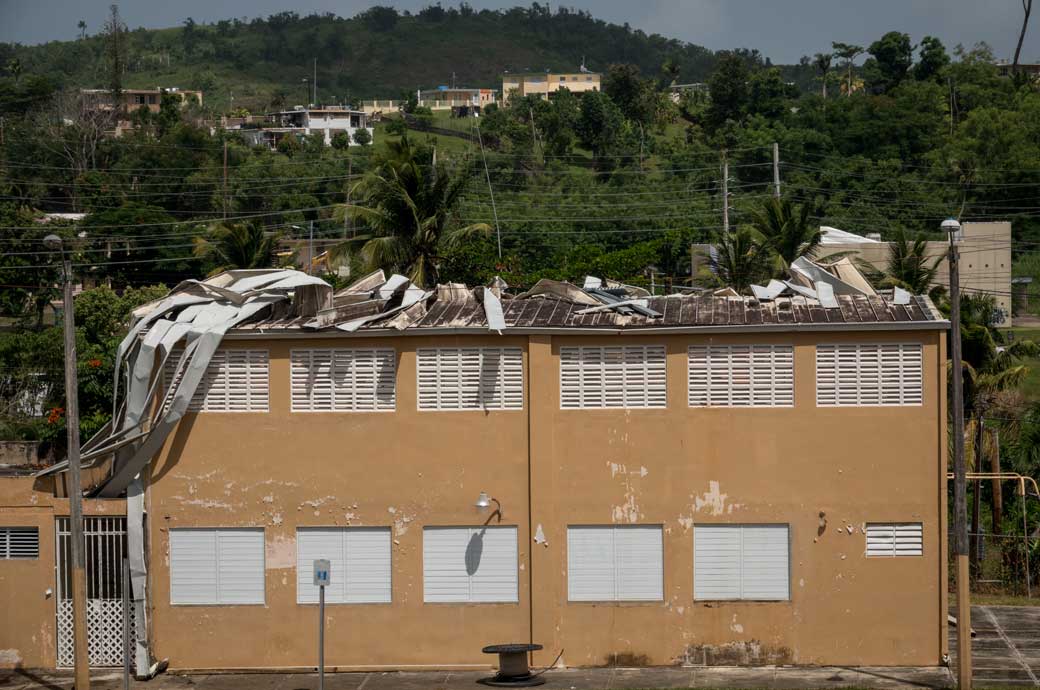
[422,526,518,602]
[567,525,663,602]
[169,528,265,605]
[693,524,789,601]
[291,349,396,412]
[688,345,794,407]
[164,349,269,412]
[296,527,392,603]
[816,343,923,406]
[0,527,39,559]
[865,523,923,557]
[559,345,667,409]
[416,348,523,411]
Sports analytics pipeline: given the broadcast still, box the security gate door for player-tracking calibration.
[56,517,131,667]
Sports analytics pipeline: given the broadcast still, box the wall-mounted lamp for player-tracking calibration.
[942,217,962,245]
[475,491,501,520]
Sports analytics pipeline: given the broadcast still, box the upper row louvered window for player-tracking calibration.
[0,527,39,559]
[816,343,923,406]
[688,345,794,407]
[416,348,524,410]
[559,345,666,409]
[291,348,395,412]
[164,349,269,413]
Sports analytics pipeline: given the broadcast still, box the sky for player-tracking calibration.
[0,0,1037,65]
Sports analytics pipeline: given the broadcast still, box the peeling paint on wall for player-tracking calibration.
[0,649,23,667]
[730,614,744,634]
[534,524,547,545]
[266,535,295,570]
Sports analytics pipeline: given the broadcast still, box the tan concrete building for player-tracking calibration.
[81,88,203,114]
[418,87,498,112]
[1,274,949,672]
[502,71,601,101]
[819,221,1012,325]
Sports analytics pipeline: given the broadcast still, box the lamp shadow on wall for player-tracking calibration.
[465,508,503,575]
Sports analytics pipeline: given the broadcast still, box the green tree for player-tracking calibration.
[864,31,914,94]
[831,42,864,96]
[747,67,796,119]
[812,53,832,98]
[353,127,372,146]
[914,36,949,83]
[193,222,283,275]
[750,197,820,268]
[856,230,943,295]
[331,131,351,150]
[706,52,750,130]
[102,4,126,110]
[575,90,627,163]
[704,228,774,291]
[333,138,490,287]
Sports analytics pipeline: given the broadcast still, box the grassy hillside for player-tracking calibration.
[0,5,799,113]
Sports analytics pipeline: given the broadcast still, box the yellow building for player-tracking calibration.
[501,71,601,100]
[2,272,949,672]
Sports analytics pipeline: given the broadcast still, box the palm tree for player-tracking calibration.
[812,53,832,98]
[334,138,490,288]
[855,230,943,296]
[831,42,864,96]
[193,222,282,275]
[750,197,820,269]
[707,228,775,292]
[77,20,87,40]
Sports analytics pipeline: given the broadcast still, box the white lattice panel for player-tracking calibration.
[57,599,133,667]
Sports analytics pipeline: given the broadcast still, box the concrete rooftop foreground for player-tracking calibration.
[0,665,954,690]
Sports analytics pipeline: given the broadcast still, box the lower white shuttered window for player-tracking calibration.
[169,528,265,605]
[0,527,39,559]
[417,348,524,410]
[423,526,518,602]
[816,343,923,406]
[559,345,667,409]
[688,345,794,407]
[163,349,269,412]
[296,527,392,603]
[865,523,923,557]
[567,525,663,602]
[291,348,396,412]
[693,524,789,601]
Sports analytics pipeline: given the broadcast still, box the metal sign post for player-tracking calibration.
[313,559,330,690]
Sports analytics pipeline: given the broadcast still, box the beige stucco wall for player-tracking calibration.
[0,476,126,669]
[144,329,946,670]
[822,221,1012,325]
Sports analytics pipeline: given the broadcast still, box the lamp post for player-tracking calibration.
[44,234,90,690]
[945,217,972,689]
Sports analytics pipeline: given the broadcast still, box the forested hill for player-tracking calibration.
[0,5,791,112]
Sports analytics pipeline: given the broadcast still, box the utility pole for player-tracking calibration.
[313,58,317,105]
[45,234,91,690]
[721,151,730,234]
[344,156,352,239]
[945,216,972,690]
[772,142,781,199]
[222,140,228,221]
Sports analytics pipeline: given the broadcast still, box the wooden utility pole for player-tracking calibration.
[51,236,91,690]
[721,151,730,234]
[948,218,973,690]
[772,142,781,199]
[222,140,228,220]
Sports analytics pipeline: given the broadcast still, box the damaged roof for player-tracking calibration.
[231,268,946,335]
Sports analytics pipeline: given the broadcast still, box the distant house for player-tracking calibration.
[501,69,601,100]
[239,106,373,149]
[81,87,203,115]
[995,60,1040,79]
[417,86,497,114]
[668,82,709,103]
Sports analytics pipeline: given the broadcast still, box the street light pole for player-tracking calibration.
[45,234,91,690]
[945,217,972,690]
